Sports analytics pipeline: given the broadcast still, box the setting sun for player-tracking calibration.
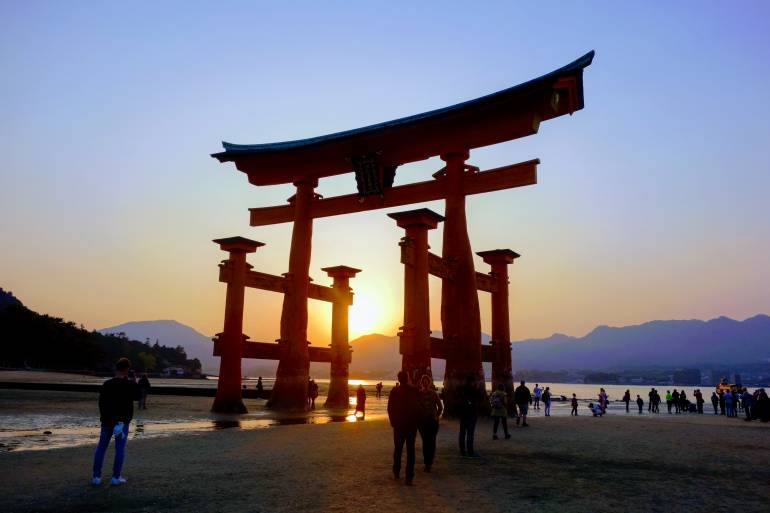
[348,292,388,339]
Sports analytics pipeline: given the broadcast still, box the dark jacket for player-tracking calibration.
[99,377,139,427]
[456,383,483,418]
[514,384,532,405]
[387,384,421,431]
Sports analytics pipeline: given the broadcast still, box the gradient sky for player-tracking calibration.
[1,1,769,347]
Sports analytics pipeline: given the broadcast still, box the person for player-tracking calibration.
[623,390,631,412]
[741,388,753,421]
[137,373,151,410]
[588,402,603,417]
[718,390,725,415]
[636,394,644,414]
[756,389,770,422]
[666,390,673,414]
[457,374,482,456]
[387,371,421,485]
[598,388,608,414]
[256,376,264,398]
[731,390,740,417]
[724,389,734,418]
[533,384,542,410]
[695,389,704,414]
[355,384,366,417]
[571,393,578,416]
[309,380,319,409]
[679,390,688,413]
[672,389,680,413]
[652,389,660,413]
[417,375,443,472]
[376,382,383,399]
[711,391,719,414]
[542,386,552,417]
[92,357,139,486]
[489,383,510,440]
[647,388,654,412]
[514,380,532,427]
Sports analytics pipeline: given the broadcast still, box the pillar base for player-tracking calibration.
[211,397,248,414]
[325,379,350,409]
[266,373,310,411]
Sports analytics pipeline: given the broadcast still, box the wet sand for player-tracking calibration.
[2,400,769,513]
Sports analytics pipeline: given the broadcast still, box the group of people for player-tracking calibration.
[710,388,770,421]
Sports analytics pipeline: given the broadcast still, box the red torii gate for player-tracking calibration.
[211,51,593,412]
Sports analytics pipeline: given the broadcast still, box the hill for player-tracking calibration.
[99,320,217,373]
[0,301,201,374]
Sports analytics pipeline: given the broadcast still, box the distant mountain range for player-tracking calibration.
[100,314,770,378]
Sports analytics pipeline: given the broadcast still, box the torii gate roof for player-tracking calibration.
[212,51,594,186]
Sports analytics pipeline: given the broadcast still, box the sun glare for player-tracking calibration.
[348,293,383,339]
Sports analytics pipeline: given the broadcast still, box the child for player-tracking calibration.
[636,394,644,413]
[571,393,578,416]
[588,402,603,417]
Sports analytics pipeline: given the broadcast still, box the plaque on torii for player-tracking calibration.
[211,51,593,412]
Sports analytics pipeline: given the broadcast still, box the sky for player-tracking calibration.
[1,1,769,347]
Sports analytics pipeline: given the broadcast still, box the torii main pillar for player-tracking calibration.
[441,151,485,415]
[323,265,361,408]
[211,236,264,414]
[268,178,317,410]
[389,209,444,384]
[478,249,519,404]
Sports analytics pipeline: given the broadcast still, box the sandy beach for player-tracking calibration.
[2,392,769,513]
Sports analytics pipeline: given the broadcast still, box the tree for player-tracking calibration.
[137,352,156,372]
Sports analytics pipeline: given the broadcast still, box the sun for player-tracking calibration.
[348,293,383,339]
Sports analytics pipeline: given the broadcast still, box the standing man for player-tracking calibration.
[92,357,138,486]
[623,390,631,413]
[417,375,443,472]
[388,371,421,485]
[636,394,644,414]
[137,373,151,410]
[533,384,542,410]
[514,380,532,427]
[456,374,482,457]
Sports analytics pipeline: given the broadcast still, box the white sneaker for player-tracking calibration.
[110,477,127,486]
[91,477,101,486]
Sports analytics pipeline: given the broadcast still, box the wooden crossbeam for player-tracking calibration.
[213,339,335,363]
[429,336,494,362]
[426,252,497,293]
[249,159,538,226]
[219,265,338,303]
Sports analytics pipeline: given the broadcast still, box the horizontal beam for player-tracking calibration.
[249,160,538,226]
[430,336,494,362]
[219,265,341,303]
[213,340,338,363]
[426,252,497,293]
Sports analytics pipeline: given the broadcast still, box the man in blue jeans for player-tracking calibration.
[92,357,138,486]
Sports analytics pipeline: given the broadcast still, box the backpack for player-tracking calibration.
[491,392,504,410]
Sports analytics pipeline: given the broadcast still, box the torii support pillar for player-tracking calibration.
[323,265,361,408]
[269,178,317,410]
[211,236,264,414]
[441,152,485,415]
[478,249,520,406]
[389,209,444,384]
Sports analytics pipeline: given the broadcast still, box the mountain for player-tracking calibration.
[0,288,23,311]
[99,320,217,373]
[509,315,770,371]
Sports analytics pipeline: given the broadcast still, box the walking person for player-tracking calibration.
[388,371,421,485]
[636,394,644,414]
[647,388,654,412]
[623,390,631,413]
[571,393,578,416]
[457,374,482,456]
[711,391,719,414]
[355,384,366,417]
[417,375,443,472]
[533,384,542,410]
[514,380,532,427]
[666,390,673,414]
[490,384,510,440]
[137,373,151,410]
[376,382,383,399]
[256,376,264,398]
[91,357,139,486]
[543,386,552,417]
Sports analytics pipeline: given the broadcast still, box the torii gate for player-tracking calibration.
[211,51,593,412]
